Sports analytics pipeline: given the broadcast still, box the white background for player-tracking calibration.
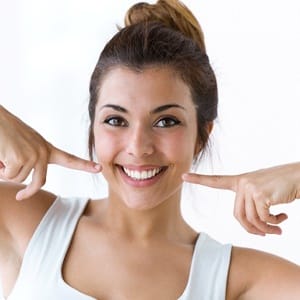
[1,0,300,265]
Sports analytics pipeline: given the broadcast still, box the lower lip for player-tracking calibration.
[118,166,166,188]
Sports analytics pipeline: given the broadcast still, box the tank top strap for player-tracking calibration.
[179,233,232,300]
[7,196,89,299]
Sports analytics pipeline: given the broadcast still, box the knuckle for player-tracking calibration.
[11,157,22,166]
[6,156,21,167]
[238,177,250,189]
[259,211,271,222]
[248,215,259,223]
[37,144,49,159]
[245,224,260,234]
[28,152,38,163]
[259,216,268,223]
[4,169,19,180]
[243,225,254,234]
[3,173,15,180]
[25,160,35,171]
[252,190,266,202]
[233,210,244,220]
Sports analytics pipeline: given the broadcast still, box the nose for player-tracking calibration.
[126,125,155,158]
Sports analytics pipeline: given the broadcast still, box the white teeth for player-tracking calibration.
[123,167,162,180]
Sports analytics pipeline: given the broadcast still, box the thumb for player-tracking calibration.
[182,173,237,191]
[49,146,101,173]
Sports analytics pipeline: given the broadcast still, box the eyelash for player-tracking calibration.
[103,116,181,128]
[103,116,128,127]
[154,117,181,128]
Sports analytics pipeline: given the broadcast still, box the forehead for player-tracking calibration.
[96,66,194,110]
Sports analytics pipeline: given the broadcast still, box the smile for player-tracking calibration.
[121,166,165,181]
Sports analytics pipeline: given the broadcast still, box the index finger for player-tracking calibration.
[182,173,238,191]
[49,146,101,173]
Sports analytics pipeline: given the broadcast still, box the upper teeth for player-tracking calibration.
[123,167,162,180]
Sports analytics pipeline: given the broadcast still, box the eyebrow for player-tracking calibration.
[152,104,186,113]
[99,104,127,113]
[99,104,186,114]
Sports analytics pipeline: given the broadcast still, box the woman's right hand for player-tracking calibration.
[0,105,101,200]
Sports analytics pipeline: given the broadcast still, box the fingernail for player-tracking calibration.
[182,173,188,179]
[16,193,23,201]
[94,164,102,171]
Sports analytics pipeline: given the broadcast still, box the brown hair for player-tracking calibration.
[124,0,206,52]
[88,0,218,164]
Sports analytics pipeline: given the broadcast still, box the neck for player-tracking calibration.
[100,190,195,243]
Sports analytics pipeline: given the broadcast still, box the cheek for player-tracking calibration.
[93,130,119,164]
[163,130,196,165]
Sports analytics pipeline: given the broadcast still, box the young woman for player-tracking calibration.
[0,1,299,299]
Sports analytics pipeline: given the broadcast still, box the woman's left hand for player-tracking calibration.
[182,163,300,236]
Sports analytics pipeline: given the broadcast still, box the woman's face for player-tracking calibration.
[93,66,200,210]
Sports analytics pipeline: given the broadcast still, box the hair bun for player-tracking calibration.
[125,0,206,53]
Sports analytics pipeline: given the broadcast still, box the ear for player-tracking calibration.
[193,122,214,157]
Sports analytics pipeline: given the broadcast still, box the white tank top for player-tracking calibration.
[1,196,232,300]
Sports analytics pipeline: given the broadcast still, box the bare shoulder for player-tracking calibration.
[226,245,300,300]
[0,182,57,296]
[0,182,56,254]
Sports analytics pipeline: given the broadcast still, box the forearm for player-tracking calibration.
[288,162,300,199]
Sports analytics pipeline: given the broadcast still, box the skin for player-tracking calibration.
[0,105,101,200]
[0,67,300,299]
[183,162,300,235]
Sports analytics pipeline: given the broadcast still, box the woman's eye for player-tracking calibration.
[104,116,128,127]
[155,117,180,128]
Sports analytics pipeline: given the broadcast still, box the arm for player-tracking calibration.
[0,105,101,200]
[0,182,57,295]
[227,246,300,300]
[182,163,300,235]
[0,105,101,293]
